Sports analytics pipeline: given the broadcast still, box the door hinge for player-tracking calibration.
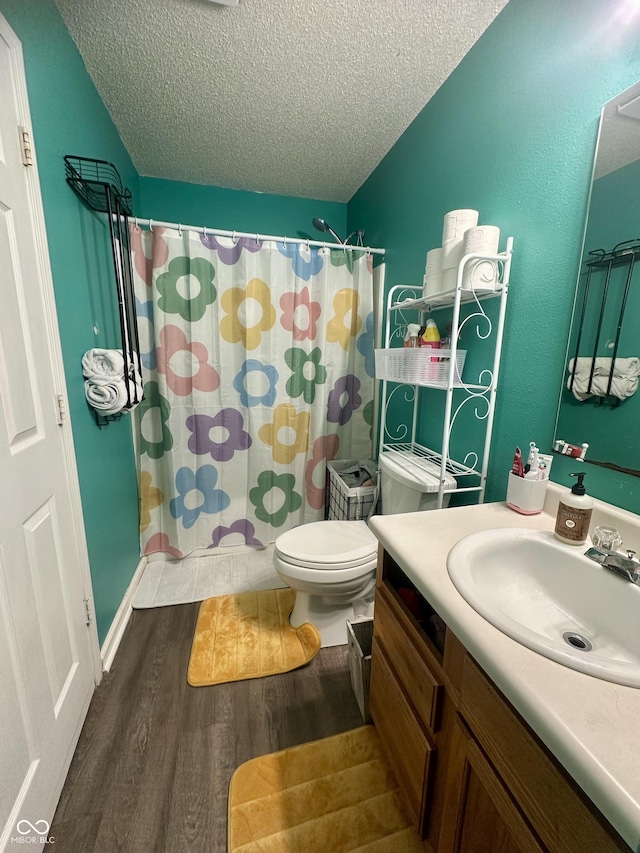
[84,598,93,626]
[19,126,33,166]
[56,394,66,426]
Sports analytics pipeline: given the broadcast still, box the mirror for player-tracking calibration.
[554,81,640,478]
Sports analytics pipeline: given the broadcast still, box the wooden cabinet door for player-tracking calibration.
[439,718,545,853]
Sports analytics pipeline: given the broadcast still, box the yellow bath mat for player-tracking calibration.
[228,725,424,852]
[187,588,321,687]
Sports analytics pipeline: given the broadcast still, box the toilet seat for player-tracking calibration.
[275,520,377,569]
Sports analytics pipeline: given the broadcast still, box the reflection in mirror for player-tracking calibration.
[555,81,640,478]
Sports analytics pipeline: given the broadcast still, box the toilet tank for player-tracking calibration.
[378,451,457,515]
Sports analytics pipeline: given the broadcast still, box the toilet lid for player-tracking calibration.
[275,520,377,566]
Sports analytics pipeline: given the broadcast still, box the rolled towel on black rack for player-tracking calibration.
[567,356,640,401]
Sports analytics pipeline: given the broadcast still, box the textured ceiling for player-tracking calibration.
[595,80,640,179]
[54,0,508,202]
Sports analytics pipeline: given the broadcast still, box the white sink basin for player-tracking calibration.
[447,528,640,687]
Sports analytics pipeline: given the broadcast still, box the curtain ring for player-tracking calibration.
[282,235,287,248]
[255,233,261,245]
[202,225,207,237]
[232,230,239,245]
[134,217,140,231]
[305,238,310,252]
[149,219,154,232]
[178,223,183,236]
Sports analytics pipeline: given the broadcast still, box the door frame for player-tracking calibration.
[1,12,102,684]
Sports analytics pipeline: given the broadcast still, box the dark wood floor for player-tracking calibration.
[46,603,365,852]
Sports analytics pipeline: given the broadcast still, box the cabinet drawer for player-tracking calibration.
[374,587,443,733]
[460,656,628,853]
[370,635,435,826]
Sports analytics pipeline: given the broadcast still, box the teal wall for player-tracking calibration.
[0,0,141,644]
[348,0,640,513]
[139,176,346,242]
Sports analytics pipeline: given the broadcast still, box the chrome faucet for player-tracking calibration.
[585,546,640,585]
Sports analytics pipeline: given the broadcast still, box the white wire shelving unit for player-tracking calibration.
[375,237,513,508]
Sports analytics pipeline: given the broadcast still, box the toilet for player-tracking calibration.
[273,451,457,646]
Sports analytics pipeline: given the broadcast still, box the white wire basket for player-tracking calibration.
[326,460,377,521]
[374,347,467,385]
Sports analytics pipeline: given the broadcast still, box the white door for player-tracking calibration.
[0,16,98,852]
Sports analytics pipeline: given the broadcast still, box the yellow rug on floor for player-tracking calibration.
[187,588,321,687]
[228,726,425,852]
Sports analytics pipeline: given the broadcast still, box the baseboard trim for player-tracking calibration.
[100,556,147,672]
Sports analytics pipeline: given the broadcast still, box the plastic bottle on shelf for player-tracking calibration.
[420,319,440,352]
[404,323,421,348]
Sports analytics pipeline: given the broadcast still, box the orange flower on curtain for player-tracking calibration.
[258,403,310,464]
[220,277,275,350]
[327,288,362,350]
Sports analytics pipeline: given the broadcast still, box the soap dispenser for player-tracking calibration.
[554,472,593,546]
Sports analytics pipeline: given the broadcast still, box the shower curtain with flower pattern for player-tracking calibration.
[131,226,375,557]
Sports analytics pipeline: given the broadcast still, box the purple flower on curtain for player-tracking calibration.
[199,233,261,264]
[327,374,362,426]
[169,465,230,529]
[135,295,156,371]
[276,242,324,281]
[186,409,252,461]
[232,359,279,407]
[209,519,264,548]
[356,311,375,378]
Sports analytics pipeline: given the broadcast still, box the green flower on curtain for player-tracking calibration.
[330,248,365,274]
[284,346,327,404]
[156,256,217,321]
[249,470,302,527]
[138,381,173,459]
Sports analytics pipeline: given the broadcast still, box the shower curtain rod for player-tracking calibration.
[131,216,385,256]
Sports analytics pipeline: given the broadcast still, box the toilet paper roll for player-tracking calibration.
[443,266,458,292]
[442,209,479,245]
[424,247,443,278]
[424,271,444,298]
[463,225,500,256]
[442,239,464,270]
[462,259,499,291]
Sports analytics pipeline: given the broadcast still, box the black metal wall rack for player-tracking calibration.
[64,156,142,425]
[569,238,640,403]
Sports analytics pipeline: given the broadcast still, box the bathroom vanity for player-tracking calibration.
[369,486,640,852]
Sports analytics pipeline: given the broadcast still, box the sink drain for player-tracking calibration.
[562,631,592,652]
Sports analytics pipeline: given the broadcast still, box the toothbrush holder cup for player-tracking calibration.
[506,472,547,515]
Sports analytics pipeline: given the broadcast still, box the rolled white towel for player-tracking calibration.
[568,356,640,379]
[568,373,639,401]
[84,378,142,416]
[82,348,125,383]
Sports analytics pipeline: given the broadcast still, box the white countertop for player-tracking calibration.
[369,484,640,852]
